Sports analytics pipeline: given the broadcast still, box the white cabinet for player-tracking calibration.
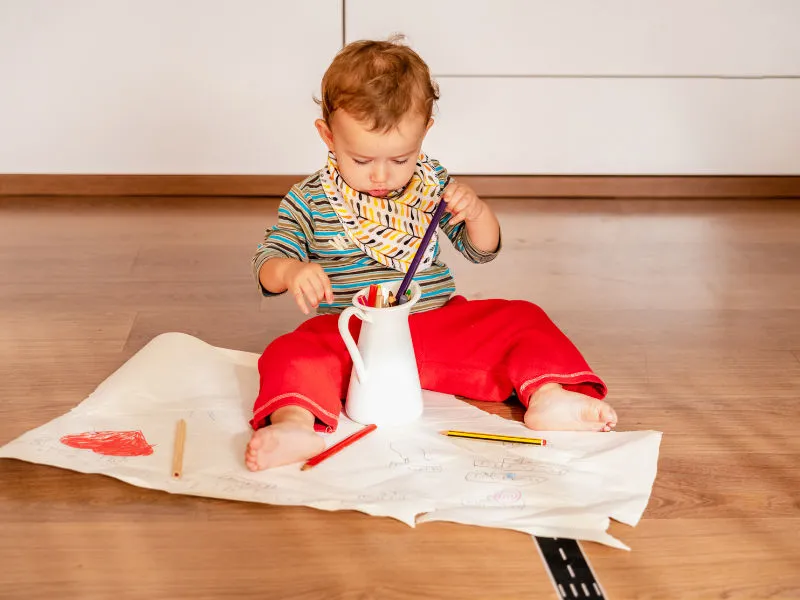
[347,0,800,174]
[2,1,798,175]
[424,78,800,175]
[0,0,341,174]
[346,0,800,76]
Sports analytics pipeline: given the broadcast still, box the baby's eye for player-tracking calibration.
[353,158,370,166]
[393,159,409,165]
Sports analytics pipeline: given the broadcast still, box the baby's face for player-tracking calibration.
[317,110,432,196]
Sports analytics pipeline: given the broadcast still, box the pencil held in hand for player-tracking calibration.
[301,423,377,471]
[397,177,452,302]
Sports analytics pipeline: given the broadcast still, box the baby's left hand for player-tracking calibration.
[442,181,484,225]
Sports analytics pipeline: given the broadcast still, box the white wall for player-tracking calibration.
[1,0,799,175]
[0,0,341,174]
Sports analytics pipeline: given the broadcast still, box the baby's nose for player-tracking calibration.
[370,164,386,183]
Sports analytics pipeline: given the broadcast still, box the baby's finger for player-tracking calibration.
[444,185,463,205]
[459,200,477,220]
[301,279,322,307]
[445,196,464,218]
[307,274,326,306]
[319,272,334,304]
[443,181,461,196]
[447,203,465,224]
[293,288,309,315]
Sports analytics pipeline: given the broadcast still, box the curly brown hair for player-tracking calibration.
[316,34,440,132]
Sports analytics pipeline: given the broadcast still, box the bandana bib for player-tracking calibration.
[320,152,444,273]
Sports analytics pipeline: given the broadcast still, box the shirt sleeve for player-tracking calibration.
[251,185,314,297]
[429,159,502,264]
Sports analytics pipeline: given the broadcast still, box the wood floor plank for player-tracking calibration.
[1,196,799,599]
[550,309,800,352]
[0,520,550,600]
[589,519,800,599]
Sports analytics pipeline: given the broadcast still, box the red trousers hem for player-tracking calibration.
[250,392,339,433]
[251,297,608,432]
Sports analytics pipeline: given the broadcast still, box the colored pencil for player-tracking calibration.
[301,423,378,471]
[397,177,452,302]
[172,419,187,478]
[440,430,547,446]
[366,284,378,307]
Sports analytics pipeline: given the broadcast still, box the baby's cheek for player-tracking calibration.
[397,165,417,186]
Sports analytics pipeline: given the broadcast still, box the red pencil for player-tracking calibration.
[366,284,378,307]
[300,423,377,471]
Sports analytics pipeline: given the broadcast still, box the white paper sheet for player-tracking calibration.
[0,332,662,549]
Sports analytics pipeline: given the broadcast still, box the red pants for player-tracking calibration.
[251,297,607,432]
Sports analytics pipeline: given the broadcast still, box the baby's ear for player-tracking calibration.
[426,118,434,132]
[315,119,335,150]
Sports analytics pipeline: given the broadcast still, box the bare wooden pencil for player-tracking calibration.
[172,419,186,479]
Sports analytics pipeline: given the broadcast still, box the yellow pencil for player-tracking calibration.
[440,430,547,446]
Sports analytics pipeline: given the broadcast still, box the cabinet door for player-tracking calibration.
[0,0,342,174]
[346,1,800,174]
[346,0,800,76]
[423,78,800,175]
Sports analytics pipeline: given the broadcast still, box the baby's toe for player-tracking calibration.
[598,403,617,424]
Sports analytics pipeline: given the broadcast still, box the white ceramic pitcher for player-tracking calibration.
[338,280,423,427]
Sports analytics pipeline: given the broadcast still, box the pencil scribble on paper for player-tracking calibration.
[217,472,277,495]
[389,441,442,472]
[473,456,568,476]
[26,436,55,451]
[358,490,408,503]
[463,488,525,509]
[465,471,548,485]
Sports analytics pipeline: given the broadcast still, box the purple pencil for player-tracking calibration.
[397,179,451,302]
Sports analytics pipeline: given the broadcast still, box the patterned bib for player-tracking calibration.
[319,152,444,273]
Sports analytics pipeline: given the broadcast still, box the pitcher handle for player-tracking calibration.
[338,306,370,383]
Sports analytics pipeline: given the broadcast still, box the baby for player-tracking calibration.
[246,37,616,471]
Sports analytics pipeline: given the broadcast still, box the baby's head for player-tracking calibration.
[315,36,439,196]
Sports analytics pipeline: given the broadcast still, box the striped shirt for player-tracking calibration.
[252,159,501,314]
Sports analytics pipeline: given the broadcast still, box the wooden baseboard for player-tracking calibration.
[1,174,799,198]
[463,175,800,198]
[0,175,300,197]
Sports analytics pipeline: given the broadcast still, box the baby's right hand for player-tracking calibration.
[283,261,333,315]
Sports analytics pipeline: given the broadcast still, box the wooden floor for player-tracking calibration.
[1,196,799,599]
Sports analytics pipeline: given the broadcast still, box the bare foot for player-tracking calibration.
[245,422,325,471]
[524,383,617,432]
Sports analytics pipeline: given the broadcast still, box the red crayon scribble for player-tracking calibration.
[60,430,155,457]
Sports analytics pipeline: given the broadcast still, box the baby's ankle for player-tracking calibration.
[270,405,316,429]
[527,382,563,406]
